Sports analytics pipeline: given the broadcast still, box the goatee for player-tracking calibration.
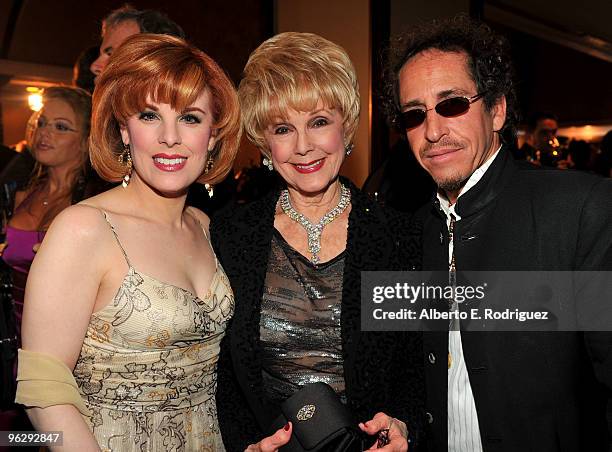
[437,176,467,193]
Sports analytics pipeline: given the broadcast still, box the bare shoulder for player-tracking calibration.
[76,185,121,209]
[44,203,110,246]
[186,206,211,232]
[30,203,116,295]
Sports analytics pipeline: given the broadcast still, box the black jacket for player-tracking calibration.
[211,179,425,451]
[417,149,612,452]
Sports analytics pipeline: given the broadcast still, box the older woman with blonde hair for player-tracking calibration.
[16,34,241,451]
[212,32,423,451]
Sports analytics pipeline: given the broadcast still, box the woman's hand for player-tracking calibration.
[245,422,292,452]
[359,412,409,451]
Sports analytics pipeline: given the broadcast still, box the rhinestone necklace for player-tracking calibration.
[279,183,351,264]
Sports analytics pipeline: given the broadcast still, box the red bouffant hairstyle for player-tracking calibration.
[90,33,241,185]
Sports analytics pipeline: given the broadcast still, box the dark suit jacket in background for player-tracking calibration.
[417,148,612,451]
[211,178,425,451]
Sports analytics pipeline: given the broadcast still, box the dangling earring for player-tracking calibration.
[204,156,214,198]
[119,144,132,188]
[262,157,273,171]
[345,143,354,156]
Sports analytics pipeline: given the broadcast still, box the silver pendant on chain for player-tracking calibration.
[279,184,351,264]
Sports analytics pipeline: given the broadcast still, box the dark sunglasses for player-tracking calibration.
[400,93,485,130]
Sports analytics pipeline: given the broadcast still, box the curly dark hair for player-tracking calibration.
[381,14,518,142]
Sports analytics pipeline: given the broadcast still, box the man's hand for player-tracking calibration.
[359,412,409,451]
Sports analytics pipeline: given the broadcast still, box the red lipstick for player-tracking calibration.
[152,153,187,172]
[293,158,325,174]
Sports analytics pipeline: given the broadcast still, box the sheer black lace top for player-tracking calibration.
[260,229,347,405]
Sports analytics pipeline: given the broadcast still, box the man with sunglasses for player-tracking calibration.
[383,14,612,452]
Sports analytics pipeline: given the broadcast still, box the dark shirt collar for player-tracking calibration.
[432,146,517,219]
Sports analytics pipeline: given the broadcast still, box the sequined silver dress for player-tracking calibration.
[260,230,346,404]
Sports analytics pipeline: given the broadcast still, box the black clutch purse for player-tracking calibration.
[268,382,367,452]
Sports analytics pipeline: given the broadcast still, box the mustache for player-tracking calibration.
[420,139,465,156]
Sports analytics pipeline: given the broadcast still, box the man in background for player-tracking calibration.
[516,111,560,165]
[90,5,184,83]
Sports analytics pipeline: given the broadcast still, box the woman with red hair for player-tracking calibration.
[16,34,241,451]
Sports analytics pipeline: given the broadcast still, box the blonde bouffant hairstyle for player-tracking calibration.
[238,32,360,156]
[90,33,241,186]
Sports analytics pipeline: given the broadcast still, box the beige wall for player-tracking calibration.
[275,0,371,186]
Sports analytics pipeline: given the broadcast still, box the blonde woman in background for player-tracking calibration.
[0,86,101,433]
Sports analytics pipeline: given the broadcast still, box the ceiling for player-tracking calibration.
[485,0,612,63]
[491,0,612,46]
